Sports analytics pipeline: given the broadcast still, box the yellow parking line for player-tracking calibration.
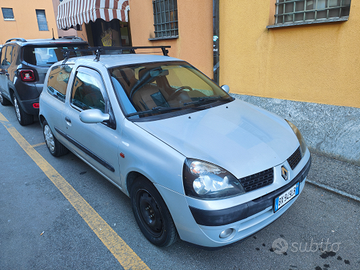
[0,113,150,270]
[32,142,46,148]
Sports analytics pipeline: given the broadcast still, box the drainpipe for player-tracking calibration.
[213,0,219,84]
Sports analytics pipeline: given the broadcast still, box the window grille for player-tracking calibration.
[275,0,351,24]
[36,9,48,31]
[152,0,178,38]
[2,8,14,20]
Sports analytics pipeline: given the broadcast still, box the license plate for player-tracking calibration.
[274,182,300,212]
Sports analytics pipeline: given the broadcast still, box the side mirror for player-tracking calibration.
[221,85,230,93]
[79,109,110,124]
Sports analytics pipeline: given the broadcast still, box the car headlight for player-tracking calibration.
[183,159,245,199]
[285,120,307,157]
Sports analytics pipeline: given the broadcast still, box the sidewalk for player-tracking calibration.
[306,151,360,202]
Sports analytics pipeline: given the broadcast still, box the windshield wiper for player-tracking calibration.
[183,96,232,107]
[127,106,183,117]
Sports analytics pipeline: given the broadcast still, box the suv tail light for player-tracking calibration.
[19,70,36,82]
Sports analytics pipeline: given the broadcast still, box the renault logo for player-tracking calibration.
[281,166,289,180]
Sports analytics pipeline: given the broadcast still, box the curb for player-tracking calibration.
[306,179,360,203]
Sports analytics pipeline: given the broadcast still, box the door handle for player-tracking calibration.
[65,116,71,124]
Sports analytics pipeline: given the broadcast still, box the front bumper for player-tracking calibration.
[190,156,311,226]
[157,149,311,248]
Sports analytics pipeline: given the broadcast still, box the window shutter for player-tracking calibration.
[2,8,14,20]
[36,9,48,31]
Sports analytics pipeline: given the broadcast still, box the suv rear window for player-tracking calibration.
[23,45,88,66]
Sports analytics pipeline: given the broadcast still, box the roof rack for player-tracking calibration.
[5,38,27,43]
[62,45,171,64]
[60,36,85,41]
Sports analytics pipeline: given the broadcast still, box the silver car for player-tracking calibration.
[39,50,311,248]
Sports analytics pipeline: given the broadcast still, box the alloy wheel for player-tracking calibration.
[13,96,21,122]
[44,124,55,153]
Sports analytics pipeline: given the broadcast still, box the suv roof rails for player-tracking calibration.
[6,38,27,43]
[61,45,171,64]
[61,36,84,40]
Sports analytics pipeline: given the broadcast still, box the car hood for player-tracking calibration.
[135,99,299,178]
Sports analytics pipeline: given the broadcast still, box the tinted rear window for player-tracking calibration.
[23,45,88,66]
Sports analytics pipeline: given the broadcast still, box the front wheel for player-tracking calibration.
[130,177,178,247]
[43,120,68,157]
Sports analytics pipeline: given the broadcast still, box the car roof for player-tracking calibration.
[5,37,87,46]
[64,54,183,69]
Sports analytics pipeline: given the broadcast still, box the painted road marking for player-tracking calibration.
[0,113,150,270]
[32,142,46,148]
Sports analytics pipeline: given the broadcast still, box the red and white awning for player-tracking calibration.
[57,0,129,29]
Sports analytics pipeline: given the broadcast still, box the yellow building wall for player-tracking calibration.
[0,0,58,44]
[128,0,213,78]
[220,0,360,108]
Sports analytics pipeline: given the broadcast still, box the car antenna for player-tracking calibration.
[52,28,55,40]
[61,49,71,65]
[94,47,103,61]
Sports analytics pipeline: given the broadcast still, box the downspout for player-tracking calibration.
[213,0,219,84]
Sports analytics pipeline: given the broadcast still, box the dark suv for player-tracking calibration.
[0,37,88,125]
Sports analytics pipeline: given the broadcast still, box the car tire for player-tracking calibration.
[13,95,33,126]
[130,177,178,247]
[0,92,11,106]
[43,120,68,157]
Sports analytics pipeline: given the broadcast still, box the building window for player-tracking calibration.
[152,0,178,39]
[274,0,351,25]
[36,9,48,31]
[2,8,14,20]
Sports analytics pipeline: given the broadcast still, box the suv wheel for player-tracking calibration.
[43,120,68,157]
[0,92,11,106]
[130,177,178,247]
[13,95,33,126]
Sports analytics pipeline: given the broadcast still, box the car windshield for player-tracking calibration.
[23,45,89,66]
[110,61,233,119]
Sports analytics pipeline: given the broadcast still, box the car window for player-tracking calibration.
[0,47,6,66]
[23,45,88,66]
[70,69,106,113]
[1,45,13,66]
[47,65,73,102]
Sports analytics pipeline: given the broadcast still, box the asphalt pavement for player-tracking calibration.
[306,150,360,202]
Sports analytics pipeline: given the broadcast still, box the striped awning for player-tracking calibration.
[57,0,129,29]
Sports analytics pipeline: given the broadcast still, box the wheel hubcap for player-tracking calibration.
[138,191,163,236]
[13,96,21,121]
[44,125,55,153]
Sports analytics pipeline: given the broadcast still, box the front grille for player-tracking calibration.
[239,168,274,192]
[287,147,302,170]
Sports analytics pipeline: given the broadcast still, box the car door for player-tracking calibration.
[0,45,13,98]
[63,67,121,183]
[42,64,74,134]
